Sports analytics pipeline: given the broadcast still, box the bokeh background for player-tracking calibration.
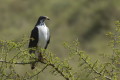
[0,0,120,80]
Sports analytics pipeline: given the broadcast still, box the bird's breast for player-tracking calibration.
[37,25,48,48]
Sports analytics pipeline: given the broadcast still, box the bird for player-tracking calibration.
[28,16,50,70]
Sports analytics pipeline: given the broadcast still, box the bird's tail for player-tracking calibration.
[31,62,35,70]
[31,52,43,69]
[29,50,36,70]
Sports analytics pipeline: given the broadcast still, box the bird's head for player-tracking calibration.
[36,16,50,26]
[39,16,50,22]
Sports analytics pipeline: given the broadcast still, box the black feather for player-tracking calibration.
[28,27,38,53]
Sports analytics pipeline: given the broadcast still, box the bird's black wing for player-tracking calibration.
[28,27,38,53]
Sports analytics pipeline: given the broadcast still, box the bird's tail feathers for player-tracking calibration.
[31,63,35,70]
[29,49,36,70]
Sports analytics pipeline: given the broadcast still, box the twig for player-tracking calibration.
[39,60,70,80]
[26,64,48,80]
[0,60,39,64]
[48,63,69,80]
[81,57,112,80]
[0,59,70,80]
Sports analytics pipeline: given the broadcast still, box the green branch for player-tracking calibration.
[0,59,72,80]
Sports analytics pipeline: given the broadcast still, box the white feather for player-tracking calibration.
[36,24,50,49]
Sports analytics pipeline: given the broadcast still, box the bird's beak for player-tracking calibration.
[46,17,50,20]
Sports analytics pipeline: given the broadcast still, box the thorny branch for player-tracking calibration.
[0,60,39,64]
[26,64,48,80]
[0,59,71,80]
[81,57,112,80]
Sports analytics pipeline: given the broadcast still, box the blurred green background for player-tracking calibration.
[0,0,120,80]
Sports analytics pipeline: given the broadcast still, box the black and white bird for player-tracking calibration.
[28,16,50,70]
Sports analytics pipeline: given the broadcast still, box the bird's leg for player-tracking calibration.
[38,52,44,62]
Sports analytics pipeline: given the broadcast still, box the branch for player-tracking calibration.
[0,60,71,80]
[81,57,112,80]
[0,60,39,64]
[26,64,48,79]
[48,63,69,80]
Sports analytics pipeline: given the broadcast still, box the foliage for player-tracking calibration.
[0,21,120,80]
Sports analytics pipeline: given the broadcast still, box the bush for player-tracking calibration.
[0,21,120,80]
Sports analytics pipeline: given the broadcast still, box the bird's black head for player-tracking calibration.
[35,16,50,26]
[36,16,50,26]
[39,16,50,21]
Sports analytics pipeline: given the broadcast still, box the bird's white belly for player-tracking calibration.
[37,26,48,48]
